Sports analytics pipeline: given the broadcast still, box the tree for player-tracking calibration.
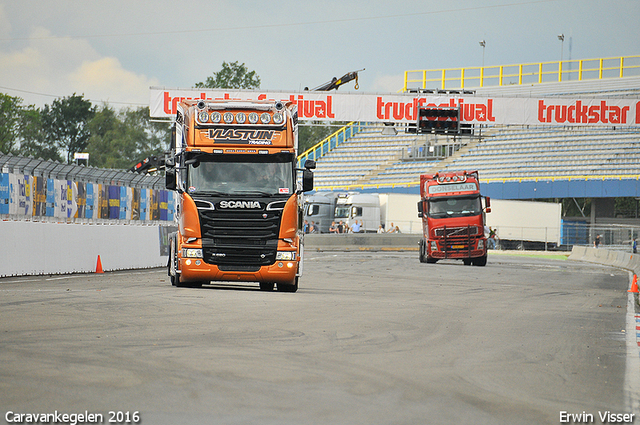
[19,105,63,162]
[298,122,348,154]
[86,105,170,169]
[195,61,261,89]
[41,94,95,163]
[0,93,23,154]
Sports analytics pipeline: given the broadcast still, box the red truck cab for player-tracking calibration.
[417,170,490,266]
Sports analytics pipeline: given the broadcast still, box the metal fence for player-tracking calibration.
[403,54,640,91]
[0,154,174,224]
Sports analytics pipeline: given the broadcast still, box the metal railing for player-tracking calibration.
[404,55,640,91]
[297,122,363,167]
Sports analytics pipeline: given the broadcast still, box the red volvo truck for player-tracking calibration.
[417,170,490,266]
[165,99,315,291]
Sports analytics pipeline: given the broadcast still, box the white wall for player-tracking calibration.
[0,221,169,277]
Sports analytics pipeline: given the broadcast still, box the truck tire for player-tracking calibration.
[419,240,427,263]
[473,255,487,266]
[463,259,472,266]
[259,282,275,291]
[277,277,298,293]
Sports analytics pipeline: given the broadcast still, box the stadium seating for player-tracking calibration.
[312,124,640,189]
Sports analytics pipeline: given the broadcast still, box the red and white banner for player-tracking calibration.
[150,87,640,126]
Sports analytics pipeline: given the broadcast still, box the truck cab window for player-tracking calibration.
[428,196,481,218]
[188,159,293,196]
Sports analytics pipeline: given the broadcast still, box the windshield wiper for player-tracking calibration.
[231,190,279,196]
[193,190,228,196]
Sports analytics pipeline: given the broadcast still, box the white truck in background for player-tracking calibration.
[303,192,343,233]
[334,193,381,232]
[485,199,562,250]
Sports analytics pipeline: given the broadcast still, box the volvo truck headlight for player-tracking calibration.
[182,248,203,258]
[477,239,485,250]
[430,241,438,251]
[276,251,296,261]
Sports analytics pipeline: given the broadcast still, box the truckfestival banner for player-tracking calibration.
[150,87,640,126]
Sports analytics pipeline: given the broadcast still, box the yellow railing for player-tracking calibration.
[297,122,363,166]
[403,55,640,91]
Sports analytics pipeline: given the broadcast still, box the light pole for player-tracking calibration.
[479,40,486,68]
[557,34,564,62]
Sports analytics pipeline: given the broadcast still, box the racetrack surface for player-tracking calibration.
[0,252,633,425]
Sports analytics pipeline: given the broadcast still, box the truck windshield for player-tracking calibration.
[334,206,350,219]
[428,196,482,218]
[187,157,294,196]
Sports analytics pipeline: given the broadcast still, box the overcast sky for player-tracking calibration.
[1,0,639,109]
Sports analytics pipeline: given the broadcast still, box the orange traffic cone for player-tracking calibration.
[628,274,638,293]
[95,255,104,274]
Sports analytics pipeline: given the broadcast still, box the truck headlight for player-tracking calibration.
[198,111,210,123]
[477,239,485,250]
[276,251,296,261]
[182,248,203,258]
[430,241,438,251]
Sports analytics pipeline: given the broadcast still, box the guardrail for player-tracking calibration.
[297,122,364,167]
[404,54,640,91]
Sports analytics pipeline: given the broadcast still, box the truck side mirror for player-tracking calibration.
[302,169,314,192]
[417,200,423,218]
[485,196,491,213]
[304,159,316,170]
[166,168,177,191]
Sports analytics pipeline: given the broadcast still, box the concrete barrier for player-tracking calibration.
[568,245,640,275]
[0,221,169,277]
[305,233,422,251]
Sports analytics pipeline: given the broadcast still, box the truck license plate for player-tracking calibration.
[451,244,465,249]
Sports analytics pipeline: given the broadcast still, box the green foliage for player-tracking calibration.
[19,105,62,162]
[86,105,170,169]
[41,94,96,164]
[298,122,346,154]
[0,93,23,154]
[0,92,169,168]
[195,61,261,89]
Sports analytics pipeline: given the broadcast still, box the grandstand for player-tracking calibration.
[304,55,640,195]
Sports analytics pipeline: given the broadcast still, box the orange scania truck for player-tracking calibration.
[165,99,315,292]
[417,170,490,266]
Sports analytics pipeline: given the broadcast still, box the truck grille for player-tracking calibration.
[434,225,480,238]
[198,208,282,267]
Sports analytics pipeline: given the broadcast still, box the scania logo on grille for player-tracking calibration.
[218,200,262,209]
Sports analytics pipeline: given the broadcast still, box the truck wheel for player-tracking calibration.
[169,236,179,286]
[259,282,275,291]
[277,277,298,293]
[473,255,487,266]
[419,240,427,263]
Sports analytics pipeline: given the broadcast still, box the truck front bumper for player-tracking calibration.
[179,257,298,284]
[428,238,487,259]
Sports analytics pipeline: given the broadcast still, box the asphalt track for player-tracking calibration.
[0,251,636,425]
